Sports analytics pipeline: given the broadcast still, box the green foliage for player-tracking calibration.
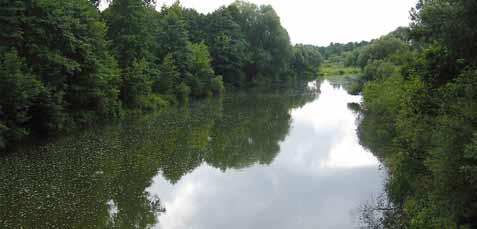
[0,82,318,226]
[156,54,180,94]
[363,60,401,82]
[0,121,7,149]
[95,54,123,120]
[120,59,152,109]
[290,44,323,79]
[103,0,157,68]
[175,82,191,102]
[319,41,369,66]
[357,37,409,68]
[356,0,477,227]
[204,1,297,85]
[0,0,319,152]
[0,51,42,143]
[205,9,250,86]
[0,0,23,52]
[188,42,221,96]
[411,0,477,66]
[156,3,192,73]
[209,76,225,95]
[320,63,361,77]
[0,0,124,149]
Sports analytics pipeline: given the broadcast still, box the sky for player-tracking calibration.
[100,0,417,46]
[154,0,418,46]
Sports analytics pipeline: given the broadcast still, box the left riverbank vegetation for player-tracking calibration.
[0,0,323,152]
[325,0,477,227]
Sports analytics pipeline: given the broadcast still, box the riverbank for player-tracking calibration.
[319,63,361,77]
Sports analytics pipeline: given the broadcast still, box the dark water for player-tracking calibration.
[0,80,384,229]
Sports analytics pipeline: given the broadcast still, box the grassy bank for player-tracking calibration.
[319,63,361,77]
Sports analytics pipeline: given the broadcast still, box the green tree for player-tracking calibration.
[188,42,223,96]
[290,44,323,79]
[0,0,122,148]
[206,1,293,85]
[120,59,151,109]
[356,1,477,227]
[175,82,191,102]
[205,7,250,86]
[103,0,157,68]
[0,51,42,146]
[155,54,180,94]
[156,3,192,73]
[0,0,322,151]
[357,37,408,68]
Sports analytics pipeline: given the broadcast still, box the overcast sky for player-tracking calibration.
[102,0,417,46]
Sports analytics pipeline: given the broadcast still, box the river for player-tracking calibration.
[0,80,385,228]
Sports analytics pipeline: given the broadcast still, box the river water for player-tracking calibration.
[0,80,384,228]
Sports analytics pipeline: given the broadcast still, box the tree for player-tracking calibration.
[0,0,123,148]
[155,54,180,94]
[290,44,323,79]
[411,0,477,66]
[120,59,151,109]
[356,0,477,227]
[188,42,222,96]
[0,0,318,150]
[103,0,157,68]
[234,2,292,82]
[0,51,42,146]
[205,7,250,86]
[0,0,23,53]
[156,3,192,73]
[357,37,408,68]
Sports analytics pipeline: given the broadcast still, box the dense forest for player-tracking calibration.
[331,0,477,227]
[0,0,322,151]
[1,0,476,228]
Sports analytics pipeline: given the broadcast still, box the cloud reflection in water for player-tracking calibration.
[147,81,384,229]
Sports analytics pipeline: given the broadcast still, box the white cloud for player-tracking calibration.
[155,0,417,45]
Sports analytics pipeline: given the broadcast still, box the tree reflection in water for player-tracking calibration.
[0,81,319,228]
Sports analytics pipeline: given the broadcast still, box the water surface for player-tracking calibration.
[0,80,384,228]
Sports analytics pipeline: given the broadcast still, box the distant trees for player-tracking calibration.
[290,44,323,79]
[203,1,298,86]
[319,41,369,65]
[357,37,408,68]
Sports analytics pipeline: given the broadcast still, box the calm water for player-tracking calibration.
[0,80,384,229]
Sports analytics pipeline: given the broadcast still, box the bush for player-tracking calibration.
[175,82,191,102]
[209,76,225,95]
[142,95,169,111]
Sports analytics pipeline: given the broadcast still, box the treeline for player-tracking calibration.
[319,41,369,66]
[0,0,322,151]
[347,0,477,227]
